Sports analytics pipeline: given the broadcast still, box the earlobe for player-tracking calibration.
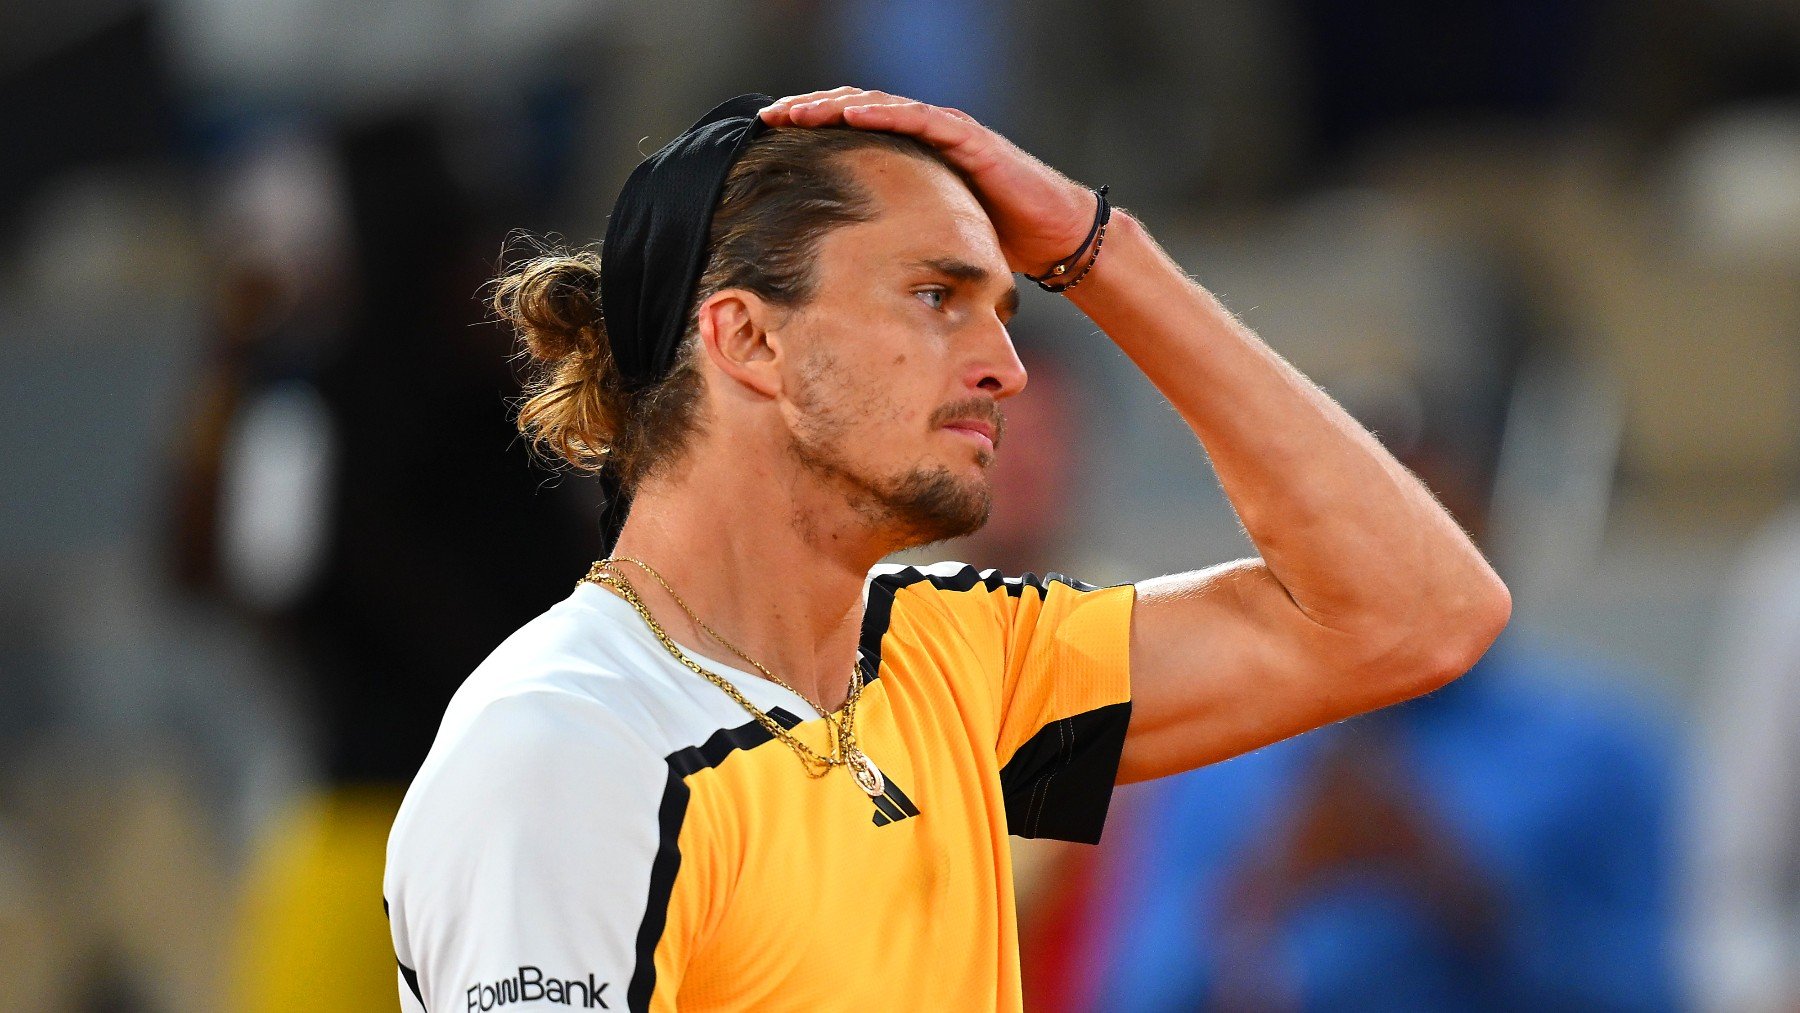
[696,289,783,399]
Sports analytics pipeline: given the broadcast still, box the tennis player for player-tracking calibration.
[383,88,1511,1013]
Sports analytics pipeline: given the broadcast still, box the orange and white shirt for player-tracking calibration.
[384,561,1135,1012]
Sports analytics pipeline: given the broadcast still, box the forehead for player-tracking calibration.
[816,148,1007,277]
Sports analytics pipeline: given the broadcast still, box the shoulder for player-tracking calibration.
[863,560,1134,650]
[864,561,1048,646]
[388,587,700,857]
[431,584,720,750]
[391,685,667,857]
[430,685,663,785]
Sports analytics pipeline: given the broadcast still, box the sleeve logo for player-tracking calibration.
[467,966,609,1010]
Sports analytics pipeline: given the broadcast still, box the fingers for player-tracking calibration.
[758,88,980,133]
[758,85,864,121]
[841,101,985,157]
[759,89,989,161]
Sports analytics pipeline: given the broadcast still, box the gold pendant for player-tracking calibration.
[847,748,885,797]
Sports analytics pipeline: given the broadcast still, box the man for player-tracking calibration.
[383,88,1510,1012]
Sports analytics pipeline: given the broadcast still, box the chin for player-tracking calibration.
[787,431,992,550]
[881,465,993,551]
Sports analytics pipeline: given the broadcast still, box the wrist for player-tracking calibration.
[1060,208,1138,302]
[1040,188,1099,270]
[1026,185,1112,294]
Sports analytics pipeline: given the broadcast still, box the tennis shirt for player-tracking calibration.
[383,561,1136,1012]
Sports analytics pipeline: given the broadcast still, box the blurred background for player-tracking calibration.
[3,0,1799,1009]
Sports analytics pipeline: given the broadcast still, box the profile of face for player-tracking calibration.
[760,149,1028,552]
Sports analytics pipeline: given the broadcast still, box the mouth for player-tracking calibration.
[942,419,996,454]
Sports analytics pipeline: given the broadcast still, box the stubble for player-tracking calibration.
[786,348,995,552]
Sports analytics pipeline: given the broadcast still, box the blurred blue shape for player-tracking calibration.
[1091,635,1682,1012]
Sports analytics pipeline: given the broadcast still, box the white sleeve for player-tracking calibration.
[386,689,673,1013]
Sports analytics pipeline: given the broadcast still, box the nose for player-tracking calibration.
[966,319,1029,399]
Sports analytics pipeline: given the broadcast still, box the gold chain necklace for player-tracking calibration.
[580,557,886,797]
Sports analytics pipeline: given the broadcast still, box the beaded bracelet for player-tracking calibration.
[1024,185,1111,294]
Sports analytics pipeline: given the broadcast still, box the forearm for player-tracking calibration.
[1068,210,1509,667]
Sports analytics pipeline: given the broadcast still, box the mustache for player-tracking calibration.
[929,397,1006,451]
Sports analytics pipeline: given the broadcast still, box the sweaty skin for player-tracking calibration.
[606,87,1509,783]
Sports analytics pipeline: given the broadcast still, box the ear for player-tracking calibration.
[695,288,785,399]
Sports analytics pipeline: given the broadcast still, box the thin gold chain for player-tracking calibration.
[578,557,868,781]
[603,555,873,778]
[607,556,846,716]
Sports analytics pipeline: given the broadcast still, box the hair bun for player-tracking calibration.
[491,248,606,365]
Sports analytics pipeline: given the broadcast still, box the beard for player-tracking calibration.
[786,359,994,551]
[789,435,993,551]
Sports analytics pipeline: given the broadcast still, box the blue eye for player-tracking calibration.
[914,288,947,310]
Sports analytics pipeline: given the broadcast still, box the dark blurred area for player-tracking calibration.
[3,1,1798,1010]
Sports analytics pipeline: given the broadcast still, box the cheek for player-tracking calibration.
[845,344,931,429]
[792,359,905,450]
[797,313,941,447]
[839,374,911,437]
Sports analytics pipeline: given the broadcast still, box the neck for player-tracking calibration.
[606,440,892,713]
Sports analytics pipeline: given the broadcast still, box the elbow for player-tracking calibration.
[1410,567,1513,692]
[1347,566,1511,702]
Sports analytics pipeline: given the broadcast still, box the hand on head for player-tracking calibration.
[758,87,1101,278]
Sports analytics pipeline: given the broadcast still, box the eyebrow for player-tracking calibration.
[909,256,1021,320]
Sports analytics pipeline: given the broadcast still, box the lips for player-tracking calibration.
[943,419,997,452]
[931,397,1004,457]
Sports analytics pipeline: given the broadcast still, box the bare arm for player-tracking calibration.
[1065,212,1511,781]
[758,89,1512,783]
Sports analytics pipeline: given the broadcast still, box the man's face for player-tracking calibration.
[772,148,1027,552]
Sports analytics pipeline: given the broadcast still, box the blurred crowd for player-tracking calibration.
[4,0,1800,1010]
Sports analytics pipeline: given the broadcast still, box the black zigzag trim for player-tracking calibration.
[868,563,1099,607]
[860,564,1101,675]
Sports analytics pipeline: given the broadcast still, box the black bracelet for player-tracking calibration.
[1040,212,1109,293]
[1024,185,1111,293]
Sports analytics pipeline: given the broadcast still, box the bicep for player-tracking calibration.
[1120,558,1417,782]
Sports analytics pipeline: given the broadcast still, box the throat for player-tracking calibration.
[599,470,898,719]
[586,554,870,719]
